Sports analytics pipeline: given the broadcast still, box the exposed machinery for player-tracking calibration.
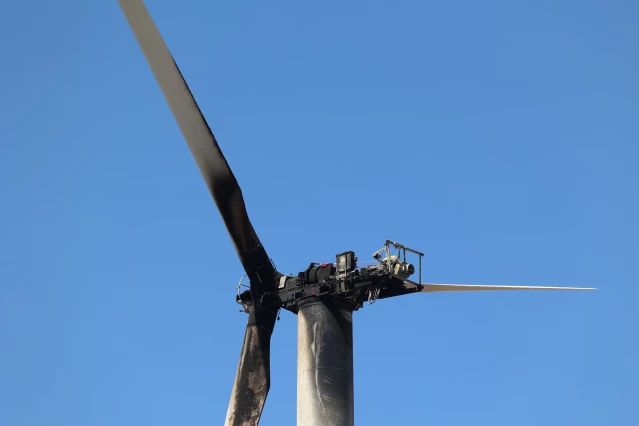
[236,240,425,314]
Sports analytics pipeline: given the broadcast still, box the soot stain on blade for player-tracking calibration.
[226,319,274,426]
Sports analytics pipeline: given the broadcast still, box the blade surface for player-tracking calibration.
[117,2,279,425]
[404,280,596,293]
[225,307,277,426]
[117,0,276,293]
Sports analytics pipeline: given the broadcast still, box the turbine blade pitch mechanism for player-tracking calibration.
[118,1,279,424]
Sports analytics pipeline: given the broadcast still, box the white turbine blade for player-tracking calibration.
[403,280,596,293]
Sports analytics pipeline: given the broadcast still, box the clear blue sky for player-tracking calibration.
[1,0,636,425]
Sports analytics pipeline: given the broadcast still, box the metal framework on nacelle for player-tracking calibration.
[236,240,425,315]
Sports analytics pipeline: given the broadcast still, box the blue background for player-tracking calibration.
[1,0,636,425]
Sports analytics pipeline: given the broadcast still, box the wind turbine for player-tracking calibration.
[117,1,596,425]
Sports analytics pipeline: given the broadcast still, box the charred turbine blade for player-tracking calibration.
[118,2,279,423]
[117,0,276,293]
[225,306,278,426]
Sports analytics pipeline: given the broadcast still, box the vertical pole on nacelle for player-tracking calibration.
[297,299,354,426]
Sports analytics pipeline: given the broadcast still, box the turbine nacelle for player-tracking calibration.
[235,239,596,315]
[236,240,427,313]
